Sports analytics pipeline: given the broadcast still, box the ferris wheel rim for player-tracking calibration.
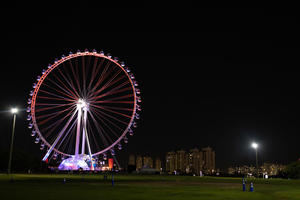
[29,51,138,157]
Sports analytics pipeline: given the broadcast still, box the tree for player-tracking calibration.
[284,161,300,179]
[0,149,41,173]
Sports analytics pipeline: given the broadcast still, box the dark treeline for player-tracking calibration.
[0,149,41,173]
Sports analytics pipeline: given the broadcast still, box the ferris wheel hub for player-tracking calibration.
[77,98,88,110]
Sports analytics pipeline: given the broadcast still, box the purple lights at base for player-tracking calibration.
[58,155,90,171]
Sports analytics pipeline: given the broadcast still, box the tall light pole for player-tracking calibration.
[251,142,258,177]
[8,108,18,175]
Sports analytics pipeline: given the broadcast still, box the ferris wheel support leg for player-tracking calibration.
[42,111,77,161]
[75,108,82,157]
[83,108,94,170]
[81,121,86,155]
[112,155,121,170]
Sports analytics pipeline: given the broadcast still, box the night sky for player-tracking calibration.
[0,6,299,169]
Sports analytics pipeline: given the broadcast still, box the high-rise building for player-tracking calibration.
[136,155,143,170]
[212,150,215,172]
[166,151,176,172]
[143,156,153,168]
[166,147,215,175]
[176,150,187,173]
[128,154,136,166]
[202,147,215,173]
[189,148,203,175]
[199,151,204,171]
[155,158,162,171]
[127,154,136,173]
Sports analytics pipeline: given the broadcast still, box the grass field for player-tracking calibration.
[0,173,300,200]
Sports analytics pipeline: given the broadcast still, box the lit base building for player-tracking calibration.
[58,155,93,171]
[57,154,114,171]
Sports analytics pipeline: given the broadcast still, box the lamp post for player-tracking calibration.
[251,142,258,177]
[8,108,18,175]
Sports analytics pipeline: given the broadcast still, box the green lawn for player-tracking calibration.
[0,173,299,200]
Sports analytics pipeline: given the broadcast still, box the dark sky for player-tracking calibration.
[0,6,299,169]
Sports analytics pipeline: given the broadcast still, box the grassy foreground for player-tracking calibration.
[0,173,300,200]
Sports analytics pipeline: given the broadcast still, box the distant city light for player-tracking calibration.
[251,142,258,149]
[11,108,18,114]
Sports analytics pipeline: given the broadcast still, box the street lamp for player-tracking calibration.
[251,142,258,177]
[8,108,18,175]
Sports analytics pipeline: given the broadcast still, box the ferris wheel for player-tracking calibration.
[27,49,141,170]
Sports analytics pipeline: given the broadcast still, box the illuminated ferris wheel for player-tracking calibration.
[27,49,141,170]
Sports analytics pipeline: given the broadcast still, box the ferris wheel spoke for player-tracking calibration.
[103,73,128,91]
[36,102,73,106]
[87,57,98,91]
[96,69,123,94]
[92,93,134,103]
[35,102,75,112]
[86,54,92,71]
[90,110,119,145]
[90,80,130,101]
[36,105,74,120]
[92,109,124,138]
[42,110,77,161]
[41,116,68,135]
[105,93,134,101]
[42,107,76,138]
[36,106,75,123]
[88,58,104,92]
[90,104,130,125]
[39,89,74,102]
[87,57,100,91]
[88,111,111,147]
[50,72,78,99]
[82,55,92,96]
[86,117,105,152]
[55,119,77,152]
[90,103,132,119]
[91,76,127,99]
[42,82,75,101]
[63,65,80,98]
[38,106,75,126]
[65,60,81,96]
[60,125,77,155]
[98,76,130,95]
[37,95,74,102]
[81,56,87,96]
[74,57,83,95]
[88,60,112,97]
[91,106,128,130]
[43,81,77,100]
[91,104,133,112]
[68,131,76,154]
[69,60,82,95]
[58,64,80,98]
[86,122,101,153]
[90,69,123,99]
[91,100,134,104]
[42,121,62,138]
[91,110,124,149]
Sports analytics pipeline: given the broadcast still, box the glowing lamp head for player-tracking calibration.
[251,142,258,149]
[11,108,18,114]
